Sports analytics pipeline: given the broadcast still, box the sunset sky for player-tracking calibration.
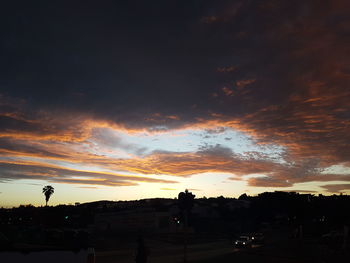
[1,0,350,207]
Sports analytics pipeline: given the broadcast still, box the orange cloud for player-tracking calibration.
[0,159,178,186]
[166,115,180,120]
[200,16,218,24]
[236,79,255,89]
[321,184,350,193]
[222,87,234,96]
[2,98,350,190]
[217,66,236,73]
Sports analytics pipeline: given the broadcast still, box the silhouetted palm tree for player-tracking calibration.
[42,185,54,206]
[178,189,195,263]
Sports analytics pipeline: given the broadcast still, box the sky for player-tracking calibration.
[1,0,350,207]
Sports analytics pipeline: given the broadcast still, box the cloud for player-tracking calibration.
[284,190,317,193]
[102,146,276,177]
[0,161,178,187]
[200,16,218,24]
[91,128,148,156]
[1,101,350,190]
[217,66,236,73]
[1,111,349,189]
[236,79,255,89]
[222,87,234,96]
[0,0,350,192]
[321,184,350,193]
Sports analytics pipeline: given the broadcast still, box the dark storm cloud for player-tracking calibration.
[0,0,221,120]
[0,0,292,122]
[1,0,348,124]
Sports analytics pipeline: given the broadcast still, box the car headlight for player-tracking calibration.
[243,242,246,245]
[235,242,238,244]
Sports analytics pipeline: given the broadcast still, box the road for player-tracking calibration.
[95,239,298,263]
[95,231,349,263]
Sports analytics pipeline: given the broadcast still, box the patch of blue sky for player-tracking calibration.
[104,127,284,159]
[321,164,350,175]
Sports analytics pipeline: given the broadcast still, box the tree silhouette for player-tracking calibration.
[178,189,195,263]
[42,185,54,206]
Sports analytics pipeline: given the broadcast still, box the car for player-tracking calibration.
[234,236,252,248]
[249,232,264,244]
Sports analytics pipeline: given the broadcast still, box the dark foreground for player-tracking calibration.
[95,227,349,263]
[1,226,348,263]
